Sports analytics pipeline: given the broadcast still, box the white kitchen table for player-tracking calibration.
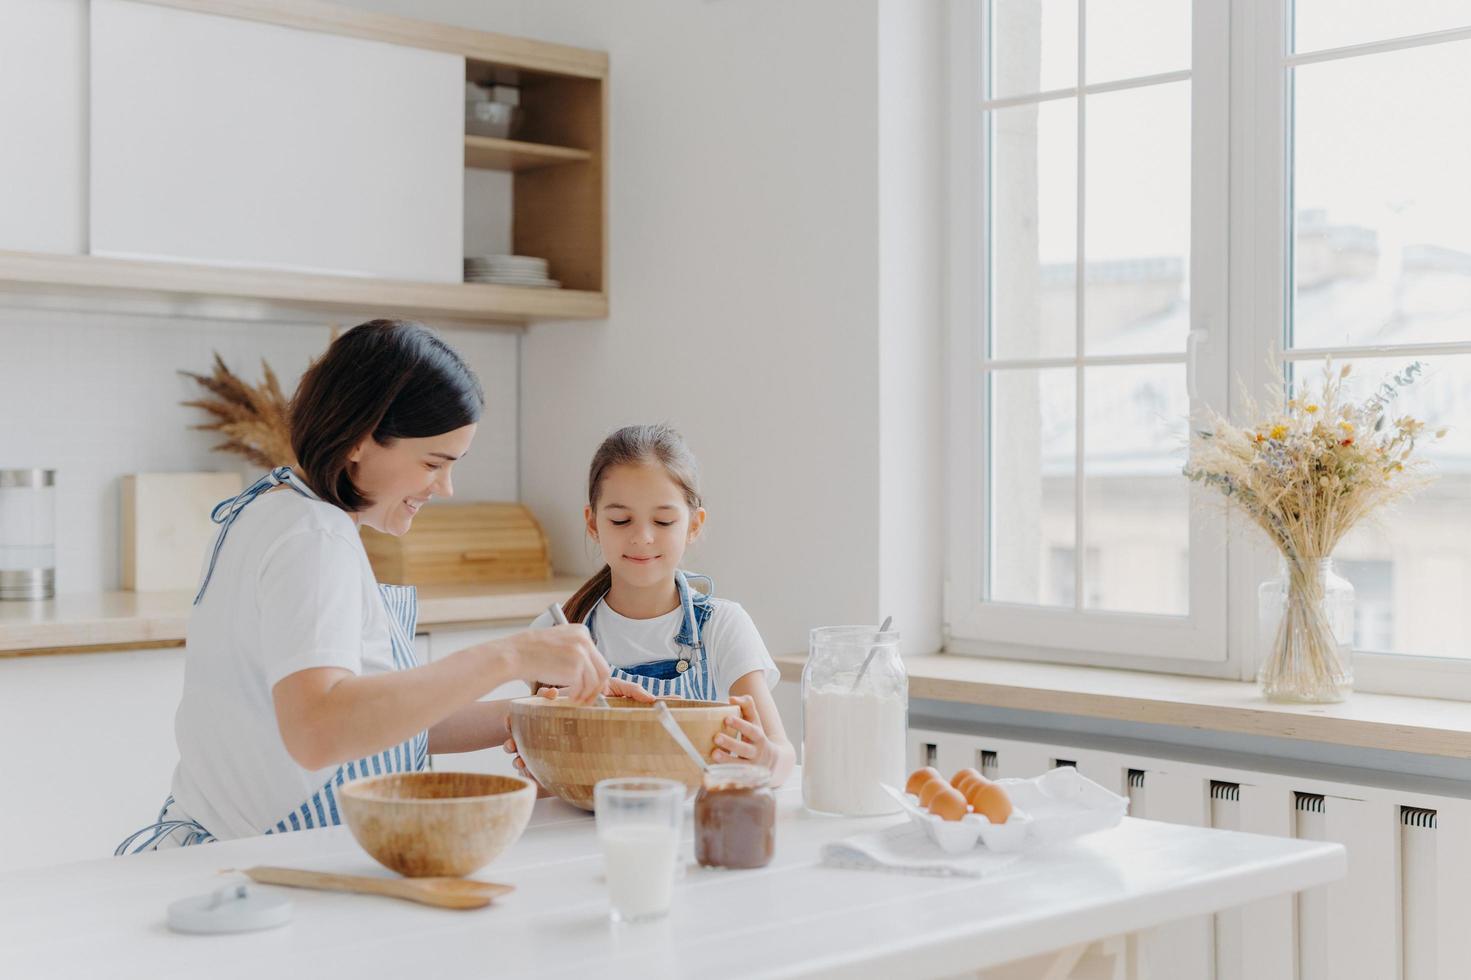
[0,781,1343,980]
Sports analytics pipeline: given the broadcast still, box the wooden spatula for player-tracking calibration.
[236,866,513,910]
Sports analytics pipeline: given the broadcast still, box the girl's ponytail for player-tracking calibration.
[563,564,612,624]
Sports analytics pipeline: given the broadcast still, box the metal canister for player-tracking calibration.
[0,469,56,600]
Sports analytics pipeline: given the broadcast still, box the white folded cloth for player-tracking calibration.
[820,821,1024,878]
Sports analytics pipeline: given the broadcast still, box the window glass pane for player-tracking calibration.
[1294,0,1471,54]
[1291,40,1471,349]
[1084,81,1191,355]
[1288,355,1471,659]
[990,100,1077,359]
[1086,0,1190,84]
[1083,363,1189,614]
[988,0,1077,100]
[989,368,1076,605]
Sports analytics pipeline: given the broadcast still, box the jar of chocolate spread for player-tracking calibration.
[694,764,775,869]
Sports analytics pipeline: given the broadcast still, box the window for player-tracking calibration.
[948,0,1471,693]
[946,0,1229,665]
[1283,3,1471,669]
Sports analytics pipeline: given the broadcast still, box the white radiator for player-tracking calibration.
[909,725,1471,980]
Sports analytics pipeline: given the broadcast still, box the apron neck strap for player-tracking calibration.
[194,466,320,605]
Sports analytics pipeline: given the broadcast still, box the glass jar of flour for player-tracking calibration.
[801,625,906,816]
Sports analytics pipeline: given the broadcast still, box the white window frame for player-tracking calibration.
[1235,0,1471,699]
[949,0,1471,699]
[945,0,1234,676]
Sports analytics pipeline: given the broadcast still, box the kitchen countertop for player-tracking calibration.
[0,779,1343,979]
[777,652,1471,759]
[0,576,586,656]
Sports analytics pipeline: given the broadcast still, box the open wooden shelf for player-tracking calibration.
[464,135,591,172]
[0,2,609,326]
[464,61,606,295]
[0,250,607,324]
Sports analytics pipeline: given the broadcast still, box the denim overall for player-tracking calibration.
[588,569,719,702]
[115,467,428,854]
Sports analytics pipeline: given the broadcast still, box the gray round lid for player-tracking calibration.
[167,883,293,935]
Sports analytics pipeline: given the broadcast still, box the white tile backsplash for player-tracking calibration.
[0,305,519,593]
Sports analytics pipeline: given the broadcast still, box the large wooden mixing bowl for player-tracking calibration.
[509,696,739,811]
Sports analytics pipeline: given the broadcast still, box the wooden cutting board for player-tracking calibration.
[121,472,243,591]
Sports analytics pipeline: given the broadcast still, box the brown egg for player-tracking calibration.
[929,785,969,822]
[906,767,942,796]
[951,768,986,793]
[918,777,948,808]
[966,782,1013,825]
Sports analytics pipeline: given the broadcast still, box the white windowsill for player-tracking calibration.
[774,651,1471,759]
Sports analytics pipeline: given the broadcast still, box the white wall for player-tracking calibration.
[342,0,947,659]
[516,0,889,658]
[0,304,519,593]
[0,0,948,647]
[878,0,946,657]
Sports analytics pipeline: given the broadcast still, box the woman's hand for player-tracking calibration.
[713,695,781,769]
[502,624,610,705]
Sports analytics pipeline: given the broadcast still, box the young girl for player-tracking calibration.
[523,424,796,786]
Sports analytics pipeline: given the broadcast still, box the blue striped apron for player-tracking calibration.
[588,569,719,702]
[115,467,428,855]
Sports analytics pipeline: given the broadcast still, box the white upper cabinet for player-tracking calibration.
[89,0,464,282]
[0,0,86,254]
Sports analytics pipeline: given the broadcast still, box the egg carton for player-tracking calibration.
[882,766,1130,855]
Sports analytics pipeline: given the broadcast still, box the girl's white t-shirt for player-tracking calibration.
[530,592,778,700]
[168,490,398,841]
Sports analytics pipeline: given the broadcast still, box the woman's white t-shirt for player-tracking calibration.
[530,593,778,700]
[169,490,398,841]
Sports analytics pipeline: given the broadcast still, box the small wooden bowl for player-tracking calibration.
[339,772,534,877]
[510,696,739,811]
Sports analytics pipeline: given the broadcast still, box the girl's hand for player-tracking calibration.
[528,676,657,703]
[501,731,555,797]
[606,677,657,702]
[713,695,779,769]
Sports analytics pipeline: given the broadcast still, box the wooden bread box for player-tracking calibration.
[361,502,552,586]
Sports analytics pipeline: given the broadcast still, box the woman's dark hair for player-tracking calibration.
[290,319,484,511]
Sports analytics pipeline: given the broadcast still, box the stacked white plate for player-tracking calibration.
[464,255,559,288]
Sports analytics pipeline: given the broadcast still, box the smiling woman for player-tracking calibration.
[116,320,629,854]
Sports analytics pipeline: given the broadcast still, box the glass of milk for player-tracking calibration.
[802,625,907,816]
[594,777,685,923]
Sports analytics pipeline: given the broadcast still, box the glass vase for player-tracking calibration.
[1257,558,1355,703]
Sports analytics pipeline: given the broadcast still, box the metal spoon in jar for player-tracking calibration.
[850,616,894,692]
[547,602,609,708]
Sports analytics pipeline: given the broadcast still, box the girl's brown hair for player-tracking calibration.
[290,319,483,511]
[563,424,703,623]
